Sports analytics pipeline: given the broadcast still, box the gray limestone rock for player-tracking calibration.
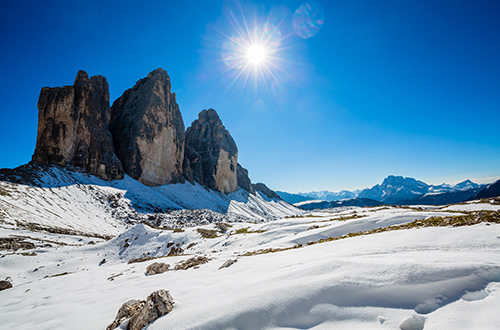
[145,262,170,276]
[110,68,185,186]
[185,109,238,194]
[31,70,123,180]
[128,290,174,330]
[106,299,145,330]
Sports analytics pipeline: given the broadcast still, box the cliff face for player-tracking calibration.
[31,70,123,180]
[237,163,253,193]
[110,69,185,186]
[185,109,238,194]
[31,69,256,195]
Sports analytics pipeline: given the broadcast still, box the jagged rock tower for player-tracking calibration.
[31,70,123,180]
[110,68,185,186]
[30,68,257,195]
[185,109,239,194]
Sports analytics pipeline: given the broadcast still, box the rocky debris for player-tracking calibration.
[308,225,320,230]
[128,256,156,264]
[197,228,219,238]
[252,183,282,200]
[167,245,184,256]
[106,299,146,330]
[110,68,185,186]
[215,222,232,233]
[0,279,13,291]
[146,262,170,275]
[32,70,123,180]
[218,259,237,270]
[174,256,210,270]
[0,237,36,251]
[237,163,253,193]
[15,221,112,240]
[128,290,174,330]
[185,109,238,194]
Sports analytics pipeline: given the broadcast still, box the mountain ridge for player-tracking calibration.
[278,175,490,207]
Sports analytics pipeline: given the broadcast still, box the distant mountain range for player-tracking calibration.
[277,175,499,209]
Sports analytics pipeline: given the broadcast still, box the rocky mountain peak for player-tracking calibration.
[185,108,238,194]
[29,69,261,195]
[147,67,168,78]
[110,68,185,186]
[74,70,90,84]
[31,70,123,180]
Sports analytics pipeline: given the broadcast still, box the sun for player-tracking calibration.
[246,44,267,65]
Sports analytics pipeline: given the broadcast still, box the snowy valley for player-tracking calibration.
[1,166,500,329]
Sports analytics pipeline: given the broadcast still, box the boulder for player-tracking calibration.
[185,109,238,194]
[110,68,185,186]
[31,70,123,180]
[146,262,170,275]
[128,290,174,330]
[106,299,145,330]
[0,280,12,291]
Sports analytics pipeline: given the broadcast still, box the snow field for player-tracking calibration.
[1,203,500,329]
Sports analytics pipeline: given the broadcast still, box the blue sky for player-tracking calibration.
[0,0,499,192]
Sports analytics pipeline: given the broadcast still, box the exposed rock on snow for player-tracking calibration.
[0,280,12,291]
[110,68,185,186]
[0,237,36,251]
[146,262,170,276]
[32,70,123,180]
[219,259,237,270]
[128,290,174,330]
[106,299,145,330]
[167,245,183,256]
[174,256,210,270]
[185,109,238,194]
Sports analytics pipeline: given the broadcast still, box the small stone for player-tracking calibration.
[218,259,237,270]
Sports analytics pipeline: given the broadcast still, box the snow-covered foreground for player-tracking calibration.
[1,202,500,329]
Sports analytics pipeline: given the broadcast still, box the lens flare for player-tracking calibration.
[293,2,325,39]
[246,44,266,64]
[215,1,290,95]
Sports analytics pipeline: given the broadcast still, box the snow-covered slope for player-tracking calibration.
[0,165,300,236]
[1,202,500,329]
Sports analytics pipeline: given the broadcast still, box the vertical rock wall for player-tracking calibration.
[31,70,123,180]
[110,69,185,186]
[185,109,238,194]
[31,69,253,194]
